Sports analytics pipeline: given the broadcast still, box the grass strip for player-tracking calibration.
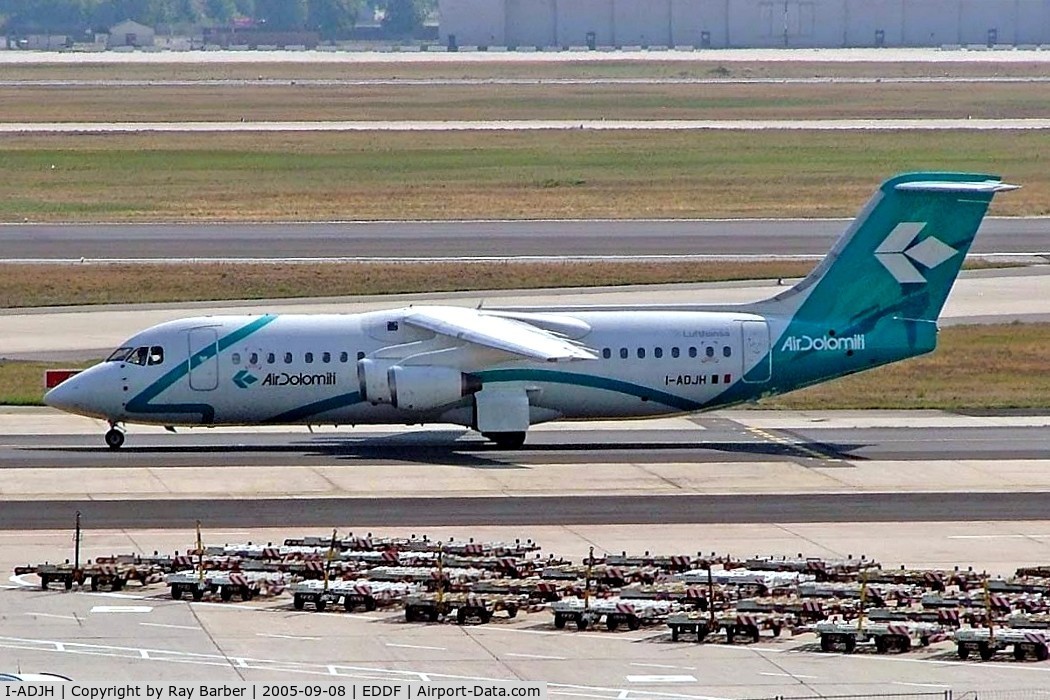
[7,82,1050,122]
[4,60,1050,81]
[5,323,1047,409]
[0,359,96,406]
[0,130,1046,222]
[0,260,817,308]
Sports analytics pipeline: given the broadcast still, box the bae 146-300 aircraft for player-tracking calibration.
[44,172,1016,449]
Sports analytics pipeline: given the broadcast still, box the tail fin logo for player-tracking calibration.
[875,222,958,285]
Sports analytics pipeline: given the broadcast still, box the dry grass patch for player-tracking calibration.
[5,60,1050,81]
[0,358,95,405]
[6,82,1050,122]
[0,130,1045,222]
[766,323,1050,410]
[0,260,816,308]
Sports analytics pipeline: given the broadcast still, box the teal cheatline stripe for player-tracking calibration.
[126,314,278,424]
[477,368,705,412]
[263,391,363,424]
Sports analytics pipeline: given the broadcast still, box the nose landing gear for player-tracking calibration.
[104,424,125,450]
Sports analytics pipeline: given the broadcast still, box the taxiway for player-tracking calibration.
[1,218,1046,260]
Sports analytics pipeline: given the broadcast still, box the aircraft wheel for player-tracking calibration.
[486,432,526,449]
[105,428,125,450]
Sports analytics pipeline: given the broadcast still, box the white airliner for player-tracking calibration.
[45,172,1016,449]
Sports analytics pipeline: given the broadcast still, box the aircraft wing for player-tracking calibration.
[402,306,597,362]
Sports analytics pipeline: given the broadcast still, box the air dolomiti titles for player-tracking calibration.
[780,334,866,352]
[262,371,338,387]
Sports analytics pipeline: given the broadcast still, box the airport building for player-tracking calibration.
[438,0,1050,49]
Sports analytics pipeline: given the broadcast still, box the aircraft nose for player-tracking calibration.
[43,377,82,413]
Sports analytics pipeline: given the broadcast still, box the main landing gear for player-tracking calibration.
[483,431,527,449]
[104,424,125,450]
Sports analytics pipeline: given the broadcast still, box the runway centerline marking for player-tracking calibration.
[948,534,1050,539]
[744,427,847,465]
[505,652,567,660]
[758,672,818,679]
[90,605,153,613]
[385,643,447,651]
[258,633,321,641]
[141,622,198,630]
[624,676,697,684]
[629,664,695,671]
[25,612,77,621]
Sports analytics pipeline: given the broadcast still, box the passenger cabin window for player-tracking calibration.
[148,346,164,366]
[106,347,133,362]
[637,348,645,359]
[249,352,259,365]
[619,348,628,359]
[706,346,715,358]
[267,352,275,364]
[284,352,293,364]
[322,352,331,363]
[231,353,241,365]
[357,352,365,361]
[723,346,732,357]
[654,347,663,359]
[689,347,697,358]
[340,351,349,363]
[305,352,314,364]
[671,347,680,359]
[602,348,611,359]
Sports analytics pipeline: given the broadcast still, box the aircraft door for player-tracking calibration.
[188,328,219,391]
[740,320,771,383]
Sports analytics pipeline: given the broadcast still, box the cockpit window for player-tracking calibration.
[127,346,150,366]
[106,347,134,362]
[148,346,164,366]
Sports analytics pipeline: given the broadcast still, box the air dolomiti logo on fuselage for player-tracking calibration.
[780,334,866,352]
[262,371,337,387]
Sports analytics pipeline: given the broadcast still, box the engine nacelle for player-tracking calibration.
[357,358,394,405]
[388,365,482,411]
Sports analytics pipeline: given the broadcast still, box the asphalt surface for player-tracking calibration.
[6,425,1050,467]
[1,218,1047,259]
[3,423,1050,528]
[3,492,1050,529]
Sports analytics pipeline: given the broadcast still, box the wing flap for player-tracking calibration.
[402,307,597,362]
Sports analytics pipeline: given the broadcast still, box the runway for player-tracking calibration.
[8,118,1050,132]
[6,76,1050,87]
[2,411,1050,527]
[4,492,1050,529]
[4,423,1050,467]
[1,217,1046,260]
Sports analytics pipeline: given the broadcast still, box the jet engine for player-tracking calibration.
[387,366,482,411]
[357,358,394,404]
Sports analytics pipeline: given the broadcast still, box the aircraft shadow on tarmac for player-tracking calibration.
[31,433,864,469]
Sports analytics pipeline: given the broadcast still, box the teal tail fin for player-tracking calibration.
[766,172,1018,325]
[746,172,1018,391]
